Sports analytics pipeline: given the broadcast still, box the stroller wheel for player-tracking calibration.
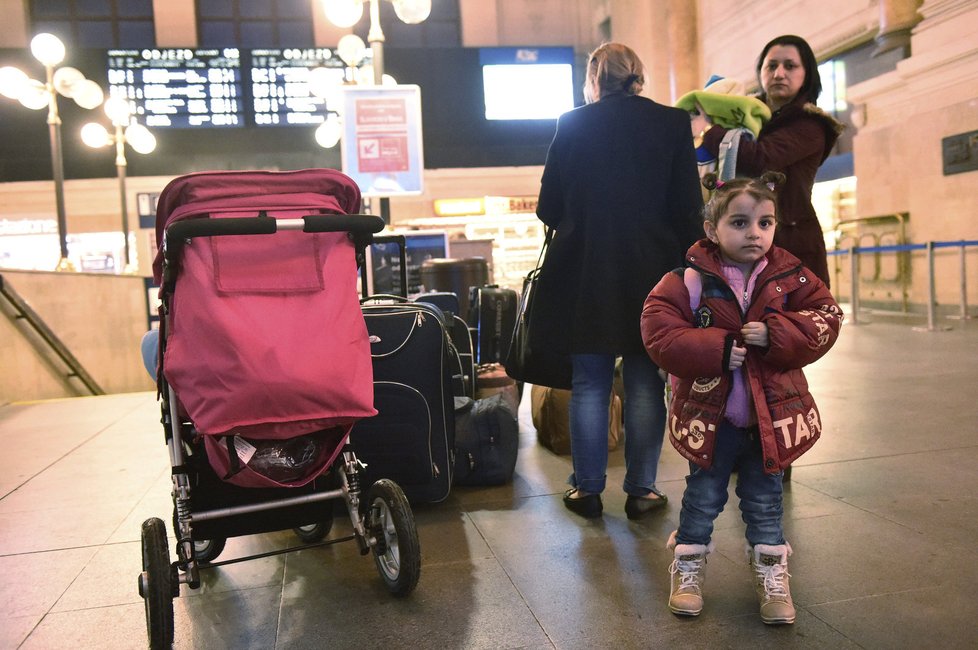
[292,509,334,543]
[365,479,420,597]
[193,537,227,564]
[139,517,175,649]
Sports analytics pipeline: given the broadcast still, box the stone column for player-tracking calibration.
[666,0,700,101]
[873,0,923,57]
[153,0,197,47]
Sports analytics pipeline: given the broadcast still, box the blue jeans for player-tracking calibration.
[676,420,785,547]
[141,329,159,379]
[568,352,666,496]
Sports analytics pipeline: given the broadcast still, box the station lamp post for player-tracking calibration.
[81,97,157,273]
[321,0,430,222]
[0,33,104,271]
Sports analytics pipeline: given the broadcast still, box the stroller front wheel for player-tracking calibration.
[193,537,227,564]
[365,479,420,597]
[139,517,175,649]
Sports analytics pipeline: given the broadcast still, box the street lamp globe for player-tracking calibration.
[0,66,29,98]
[392,0,431,24]
[103,96,131,125]
[323,0,363,28]
[17,79,49,109]
[125,123,157,154]
[337,34,367,67]
[30,33,65,67]
[80,122,111,148]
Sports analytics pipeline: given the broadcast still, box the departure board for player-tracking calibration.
[250,48,346,126]
[106,49,245,128]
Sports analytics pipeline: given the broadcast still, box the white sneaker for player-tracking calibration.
[749,543,796,625]
[669,543,709,616]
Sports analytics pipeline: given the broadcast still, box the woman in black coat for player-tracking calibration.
[535,42,703,519]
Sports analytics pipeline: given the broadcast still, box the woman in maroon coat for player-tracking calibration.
[690,35,843,286]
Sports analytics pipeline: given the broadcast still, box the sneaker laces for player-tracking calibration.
[754,559,790,598]
[670,556,704,591]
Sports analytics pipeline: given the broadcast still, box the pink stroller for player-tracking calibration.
[138,169,420,649]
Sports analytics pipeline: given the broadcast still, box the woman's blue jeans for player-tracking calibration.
[568,352,666,496]
[676,420,785,547]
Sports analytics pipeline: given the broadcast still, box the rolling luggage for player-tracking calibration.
[468,284,518,365]
[351,237,457,503]
[415,291,476,399]
[418,257,490,319]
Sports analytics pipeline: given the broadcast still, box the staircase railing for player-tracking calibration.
[0,273,104,396]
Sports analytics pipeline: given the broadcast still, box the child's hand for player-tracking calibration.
[741,322,769,348]
[728,343,747,370]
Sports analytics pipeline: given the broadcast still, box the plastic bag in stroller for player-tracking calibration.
[138,169,421,650]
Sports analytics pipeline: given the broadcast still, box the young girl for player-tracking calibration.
[640,172,842,625]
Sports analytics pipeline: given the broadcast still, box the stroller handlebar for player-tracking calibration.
[162,214,385,290]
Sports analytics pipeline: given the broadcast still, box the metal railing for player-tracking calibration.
[0,273,104,395]
[827,239,978,330]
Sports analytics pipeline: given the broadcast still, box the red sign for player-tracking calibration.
[356,99,407,127]
[357,134,409,172]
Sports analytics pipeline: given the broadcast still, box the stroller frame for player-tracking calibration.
[138,213,421,650]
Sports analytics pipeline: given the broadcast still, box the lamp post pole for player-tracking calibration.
[82,97,156,274]
[43,63,71,266]
[113,122,132,269]
[365,0,390,223]
[1,34,104,270]
[322,0,430,225]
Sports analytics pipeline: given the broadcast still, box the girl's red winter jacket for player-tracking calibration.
[641,240,843,474]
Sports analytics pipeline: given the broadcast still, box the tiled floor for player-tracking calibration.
[2,317,977,649]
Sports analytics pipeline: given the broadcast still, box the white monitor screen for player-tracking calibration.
[480,48,575,121]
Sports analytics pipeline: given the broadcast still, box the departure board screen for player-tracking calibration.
[106,48,244,128]
[250,48,346,126]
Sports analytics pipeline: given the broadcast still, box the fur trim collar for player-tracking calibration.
[802,102,846,135]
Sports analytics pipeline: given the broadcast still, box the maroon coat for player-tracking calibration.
[702,97,843,286]
[641,240,843,474]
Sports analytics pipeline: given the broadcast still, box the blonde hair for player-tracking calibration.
[585,42,644,103]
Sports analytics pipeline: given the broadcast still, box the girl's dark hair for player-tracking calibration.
[755,34,822,105]
[702,172,786,225]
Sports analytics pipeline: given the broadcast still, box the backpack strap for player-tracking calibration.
[683,267,702,312]
[717,128,747,181]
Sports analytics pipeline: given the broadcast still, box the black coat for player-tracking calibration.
[534,93,703,355]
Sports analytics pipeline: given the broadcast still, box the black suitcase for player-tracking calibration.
[468,284,518,365]
[415,292,476,399]
[418,257,490,318]
[352,237,456,503]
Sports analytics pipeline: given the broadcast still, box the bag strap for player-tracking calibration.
[683,267,702,313]
[536,227,554,269]
[717,129,744,181]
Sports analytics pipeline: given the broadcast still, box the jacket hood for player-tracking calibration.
[684,239,805,279]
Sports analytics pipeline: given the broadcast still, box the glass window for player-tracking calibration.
[117,0,153,18]
[200,21,236,46]
[198,0,313,47]
[77,20,114,47]
[240,22,275,47]
[76,0,111,16]
[198,0,235,18]
[238,0,270,19]
[28,1,155,48]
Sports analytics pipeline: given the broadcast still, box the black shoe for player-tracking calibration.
[563,489,603,518]
[625,488,668,520]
